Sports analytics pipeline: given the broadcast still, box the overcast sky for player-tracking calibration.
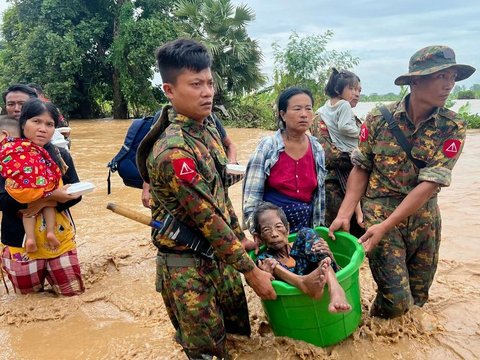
[1,1,479,95]
[232,0,480,95]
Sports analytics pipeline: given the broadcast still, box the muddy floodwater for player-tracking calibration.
[1,120,479,360]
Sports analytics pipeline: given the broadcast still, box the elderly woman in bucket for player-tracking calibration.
[329,45,475,318]
[243,87,327,235]
[252,201,351,313]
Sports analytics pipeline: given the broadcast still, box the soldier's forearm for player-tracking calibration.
[337,166,369,219]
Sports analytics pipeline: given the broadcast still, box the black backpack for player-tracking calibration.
[107,110,161,193]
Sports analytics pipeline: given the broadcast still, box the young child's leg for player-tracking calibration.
[258,257,331,299]
[43,207,60,250]
[23,216,38,253]
[325,267,351,313]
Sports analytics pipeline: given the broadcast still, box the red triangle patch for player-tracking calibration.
[172,158,197,182]
[442,139,462,158]
[359,123,369,142]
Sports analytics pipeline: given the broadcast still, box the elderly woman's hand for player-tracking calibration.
[312,238,333,258]
[257,258,278,275]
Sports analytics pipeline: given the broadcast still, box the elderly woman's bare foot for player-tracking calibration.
[328,285,351,313]
[299,257,331,299]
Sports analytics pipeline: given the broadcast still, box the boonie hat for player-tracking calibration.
[394,45,476,85]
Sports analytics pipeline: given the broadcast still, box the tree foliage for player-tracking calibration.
[456,90,476,99]
[452,84,480,99]
[0,0,177,118]
[174,0,265,105]
[272,31,359,107]
[360,87,408,102]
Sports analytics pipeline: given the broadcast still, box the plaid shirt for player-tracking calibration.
[242,130,326,232]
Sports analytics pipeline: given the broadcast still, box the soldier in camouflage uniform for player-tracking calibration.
[311,113,364,237]
[136,39,276,359]
[328,45,475,318]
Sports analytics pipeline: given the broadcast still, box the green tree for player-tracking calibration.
[111,0,177,117]
[457,89,476,99]
[360,87,407,102]
[174,0,265,105]
[0,0,176,118]
[272,31,359,106]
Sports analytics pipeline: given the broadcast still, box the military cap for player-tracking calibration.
[394,45,475,85]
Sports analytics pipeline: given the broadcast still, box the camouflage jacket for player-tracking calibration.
[146,110,254,273]
[352,95,466,198]
[311,114,359,181]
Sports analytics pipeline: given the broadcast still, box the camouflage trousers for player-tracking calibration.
[156,253,250,359]
[325,180,365,238]
[363,196,441,318]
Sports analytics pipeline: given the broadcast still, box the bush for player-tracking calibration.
[458,102,480,128]
[462,113,480,128]
[457,90,476,99]
[224,92,277,130]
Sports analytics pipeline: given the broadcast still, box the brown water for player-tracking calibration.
[1,120,479,360]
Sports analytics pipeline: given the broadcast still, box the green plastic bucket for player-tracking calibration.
[250,227,365,347]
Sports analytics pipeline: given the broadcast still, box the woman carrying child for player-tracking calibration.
[0,115,62,252]
[0,98,84,296]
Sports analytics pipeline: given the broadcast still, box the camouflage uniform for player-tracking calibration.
[352,97,466,318]
[144,109,255,359]
[311,115,364,237]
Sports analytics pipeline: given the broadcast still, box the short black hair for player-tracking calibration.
[19,98,60,135]
[18,98,63,168]
[277,87,314,130]
[28,83,44,95]
[0,115,20,137]
[252,202,289,235]
[324,68,360,98]
[2,84,38,104]
[155,38,212,84]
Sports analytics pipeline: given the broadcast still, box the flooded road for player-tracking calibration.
[0,120,479,359]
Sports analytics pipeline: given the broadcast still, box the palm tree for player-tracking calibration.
[175,0,265,105]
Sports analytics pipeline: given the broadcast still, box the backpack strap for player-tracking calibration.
[152,109,162,124]
[379,106,426,169]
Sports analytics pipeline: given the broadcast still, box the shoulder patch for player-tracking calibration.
[172,158,197,182]
[359,123,369,142]
[442,139,462,158]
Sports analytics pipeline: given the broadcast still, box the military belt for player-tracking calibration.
[157,252,210,267]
